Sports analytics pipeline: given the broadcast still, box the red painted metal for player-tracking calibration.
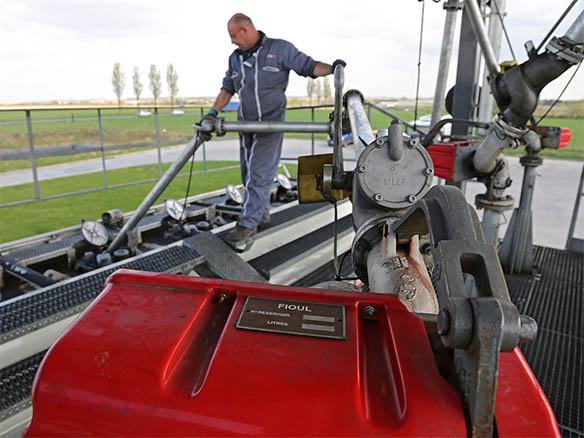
[24,270,559,437]
[559,127,571,149]
[426,141,469,181]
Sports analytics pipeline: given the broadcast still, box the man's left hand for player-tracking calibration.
[330,59,346,73]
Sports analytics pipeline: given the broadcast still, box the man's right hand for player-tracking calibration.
[202,108,218,122]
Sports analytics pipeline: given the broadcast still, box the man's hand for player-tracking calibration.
[202,108,218,122]
[330,59,346,73]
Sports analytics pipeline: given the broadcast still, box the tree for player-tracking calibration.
[314,79,323,103]
[133,67,143,108]
[148,64,162,106]
[111,62,125,111]
[166,64,179,109]
[306,78,316,105]
[323,76,332,103]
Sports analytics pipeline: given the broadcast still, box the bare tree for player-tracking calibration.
[314,79,323,103]
[111,62,125,112]
[132,67,143,108]
[323,76,332,103]
[148,64,162,106]
[306,78,316,105]
[166,64,179,109]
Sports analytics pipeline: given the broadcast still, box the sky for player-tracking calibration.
[1,0,583,104]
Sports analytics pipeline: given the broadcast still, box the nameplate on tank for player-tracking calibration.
[236,296,346,340]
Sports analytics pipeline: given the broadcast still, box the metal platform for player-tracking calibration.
[506,246,583,438]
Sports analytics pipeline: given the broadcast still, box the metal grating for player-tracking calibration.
[6,235,83,264]
[1,245,201,342]
[0,351,46,422]
[506,246,583,437]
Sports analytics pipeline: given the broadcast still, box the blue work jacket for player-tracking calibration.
[221,33,318,122]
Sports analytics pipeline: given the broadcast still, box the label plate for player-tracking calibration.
[236,296,346,340]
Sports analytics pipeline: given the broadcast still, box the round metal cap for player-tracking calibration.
[225,184,244,204]
[164,199,185,220]
[81,220,109,247]
[276,173,293,190]
[355,136,433,209]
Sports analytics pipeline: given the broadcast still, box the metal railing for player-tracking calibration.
[0,105,338,208]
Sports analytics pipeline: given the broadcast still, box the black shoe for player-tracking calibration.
[258,218,271,229]
[227,225,257,242]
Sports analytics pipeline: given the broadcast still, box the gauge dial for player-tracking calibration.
[225,184,244,204]
[81,220,109,247]
[164,199,185,220]
[276,174,293,190]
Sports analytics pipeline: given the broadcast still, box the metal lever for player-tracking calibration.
[391,185,536,437]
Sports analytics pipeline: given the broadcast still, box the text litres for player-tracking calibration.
[278,303,312,312]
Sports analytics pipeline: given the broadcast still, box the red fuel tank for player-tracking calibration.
[24,270,559,437]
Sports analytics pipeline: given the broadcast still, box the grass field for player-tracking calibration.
[1,105,582,174]
[0,161,298,243]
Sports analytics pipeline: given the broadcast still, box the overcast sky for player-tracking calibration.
[1,0,583,103]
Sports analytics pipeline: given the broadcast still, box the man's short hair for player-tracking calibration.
[230,13,254,28]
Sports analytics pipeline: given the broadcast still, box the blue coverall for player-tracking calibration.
[221,32,318,229]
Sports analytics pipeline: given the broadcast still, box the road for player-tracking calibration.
[1,138,582,249]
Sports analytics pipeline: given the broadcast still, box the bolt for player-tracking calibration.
[408,138,418,148]
[362,305,377,318]
[424,167,434,176]
[374,193,384,202]
[400,273,415,282]
[437,309,450,335]
[400,283,417,300]
[358,165,367,173]
[408,195,417,203]
[218,293,229,304]
[376,138,385,147]
[519,314,537,342]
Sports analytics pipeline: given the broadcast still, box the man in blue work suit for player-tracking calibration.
[204,13,345,245]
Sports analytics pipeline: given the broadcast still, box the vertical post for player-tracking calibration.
[202,142,207,172]
[367,102,371,121]
[155,107,162,179]
[97,109,108,188]
[25,110,40,200]
[477,0,506,133]
[431,0,462,129]
[311,107,315,155]
[566,165,584,251]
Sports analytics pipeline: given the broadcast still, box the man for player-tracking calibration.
[204,13,345,245]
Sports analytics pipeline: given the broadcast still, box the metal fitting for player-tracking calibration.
[408,195,417,203]
[437,309,450,335]
[400,283,417,300]
[376,138,384,146]
[408,138,419,148]
[374,193,383,202]
[358,165,367,173]
[361,305,378,319]
[217,293,230,304]
[519,314,538,342]
[424,167,434,176]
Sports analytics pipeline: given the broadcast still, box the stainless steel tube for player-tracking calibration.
[431,1,461,129]
[345,92,375,158]
[564,9,584,42]
[220,120,330,134]
[464,0,501,76]
[332,64,345,183]
[106,134,205,253]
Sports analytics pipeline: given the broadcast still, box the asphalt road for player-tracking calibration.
[1,138,582,249]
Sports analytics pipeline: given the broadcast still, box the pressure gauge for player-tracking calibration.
[225,184,244,204]
[164,199,185,220]
[81,220,109,247]
[276,174,293,190]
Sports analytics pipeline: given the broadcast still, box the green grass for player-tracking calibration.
[0,161,298,243]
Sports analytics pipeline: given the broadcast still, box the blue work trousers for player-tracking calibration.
[237,131,284,229]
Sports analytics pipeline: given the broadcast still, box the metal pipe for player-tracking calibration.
[311,107,315,155]
[97,109,108,188]
[220,120,330,134]
[106,134,205,253]
[431,1,461,129]
[563,9,584,43]
[477,0,506,131]
[332,64,345,184]
[345,92,375,158]
[25,110,40,200]
[155,108,162,178]
[464,0,501,76]
[566,164,584,249]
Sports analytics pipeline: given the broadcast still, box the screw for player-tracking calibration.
[408,195,417,203]
[400,283,417,300]
[408,138,418,148]
[362,305,377,318]
[437,309,450,335]
[218,293,229,304]
[424,167,434,176]
[358,165,367,173]
[376,138,384,147]
[374,193,383,202]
